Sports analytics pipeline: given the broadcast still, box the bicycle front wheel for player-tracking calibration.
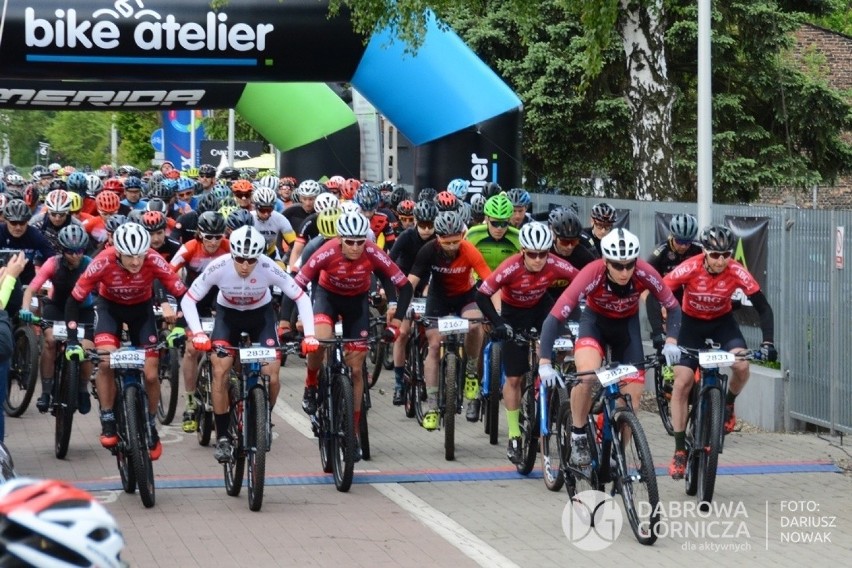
[443,353,459,461]
[485,342,502,445]
[696,388,723,508]
[516,373,539,475]
[247,387,269,512]
[54,357,78,459]
[196,358,214,447]
[331,373,355,492]
[613,410,658,545]
[359,369,371,461]
[654,365,674,436]
[225,385,245,497]
[541,387,567,491]
[4,326,40,417]
[157,346,180,425]
[124,384,156,508]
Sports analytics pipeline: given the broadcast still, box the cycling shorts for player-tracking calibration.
[94,297,158,355]
[311,286,369,352]
[212,303,278,352]
[575,309,645,384]
[676,312,746,372]
[43,300,95,342]
[500,300,552,377]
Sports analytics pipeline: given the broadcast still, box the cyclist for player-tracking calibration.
[355,185,396,251]
[646,213,702,352]
[463,193,520,420]
[0,477,127,568]
[141,211,181,262]
[172,192,221,244]
[64,223,187,460]
[21,226,95,415]
[547,207,596,306]
[475,222,579,463]
[284,179,322,234]
[579,202,616,258]
[170,212,229,432]
[663,225,777,479]
[469,194,486,226]
[121,176,147,211]
[506,188,533,229]
[28,189,81,253]
[180,225,319,462]
[295,212,413,459]
[0,199,56,313]
[197,164,218,194]
[538,228,682,467]
[287,192,338,271]
[278,176,298,208]
[407,210,491,431]
[82,191,121,249]
[388,200,438,404]
[395,199,417,232]
[250,186,297,259]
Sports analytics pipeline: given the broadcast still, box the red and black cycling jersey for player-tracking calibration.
[551,258,678,321]
[72,246,187,305]
[295,238,407,296]
[479,253,578,309]
[664,253,760,320]
[409,239,491,298]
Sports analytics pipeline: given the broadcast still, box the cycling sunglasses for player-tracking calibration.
[524,251,548,260]
[488,219,509,228]
[342,238,367,247]
[233,256,258,265]
[201,233,224,241]
[608,260,636,271]
[63,248,85,255]
[257,207,274,214]
[674,238,693,246]
[707,250,732,260]
[233,191,252,199]
[557,237,580,246]
[417,221,434,230]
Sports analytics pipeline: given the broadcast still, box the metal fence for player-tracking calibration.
[530,194,852,434]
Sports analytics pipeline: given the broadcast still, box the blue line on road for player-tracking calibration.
[78,461,841,492]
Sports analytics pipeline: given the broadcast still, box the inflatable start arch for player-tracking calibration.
[0,0,522,189]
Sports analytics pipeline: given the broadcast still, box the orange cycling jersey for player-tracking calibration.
[409,239,491,297]
[171,238,230,281]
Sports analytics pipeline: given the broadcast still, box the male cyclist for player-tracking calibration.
[579,202,617,258]
[20,226,95,415]
[663,225,776,479]
[180,226,319,463]
[506,188,533,229]
[250,187,297,259]
[28,189,82,253]
[64,223,187,460]
[476,222,578,463]
[538,228,682,468]
[295,212,413,460]
[407,210,491,431]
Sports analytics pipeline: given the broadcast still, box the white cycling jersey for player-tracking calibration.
[251,210,295,248]
[180,254,315,337]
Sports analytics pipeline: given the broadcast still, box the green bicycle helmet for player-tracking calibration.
[483,194,513,220]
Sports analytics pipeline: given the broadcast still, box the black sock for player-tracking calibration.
[571,426,586,436]
[726,390,738,405]
[214,413,230,440]
[674,431,686,452]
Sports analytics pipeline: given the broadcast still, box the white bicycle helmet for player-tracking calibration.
[251,186,278,208]
[519,221,554,251]
[0,477,126,568]
[44,189,72,213]
[5,173,24,186]
[314,192,339,214]
[336,212,370,237]
[257,175,279,192]
[600,228,640,261]
[86,174,103,197]
[229,225,266,259]
[296,179,323,198]
[339,201,362,216]
[113,222,151,256]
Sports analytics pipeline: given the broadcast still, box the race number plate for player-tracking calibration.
[595,364,638,387]
[698,350,736,369]
[110,350,146,369]
[153,302,178,317]
[553,337,574,352]
[410,298,426,316]
[239,347,277,363]
[52,322,84,341]
[437,316,469,334]
[200,318,215,334]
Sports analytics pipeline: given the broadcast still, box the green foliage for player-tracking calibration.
[43,113,113,169]
[200,110,264,142]
[0,110,53,167]
[114,112,159,170]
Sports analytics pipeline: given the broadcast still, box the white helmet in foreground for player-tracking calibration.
[229,225,266,259]
[113,222,151,256]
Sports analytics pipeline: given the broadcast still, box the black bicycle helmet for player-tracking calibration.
[3,199,32,222]
[548,207,583,238]
[434,210,465,236]
[218,166,240,181]
[699,225,735,252]
[196,192,221,214]
[226,208,255,231]
[413,199,439,222]
[418,187,437,202]
[481,182,503,200]
[197,211,226,235]
[57,224,89,250]
[591,202,617,224]
[389,186,410,210]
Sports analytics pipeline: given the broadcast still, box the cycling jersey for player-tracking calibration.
[283,206,311,233]
[296,238,408,296]
[479,253,578,309]
[28,215,82,253]
[81,216,109,245]
[368,212,396,250]
[464,224,520,271]
[153,238,181,263]
[0,225,55,284]
[579,227,603,258]
[389,226,435,275]
[181,255,315,337]
[664,254,760,320]
[408,239,491,298]
[71,247,186,305]
[252,209,296,251]
[548,243,596,298]
[27,255,95,309]
[172,211,199,243]
[294,212,320,245]
[171,239,230,283]
[120,199,147,211]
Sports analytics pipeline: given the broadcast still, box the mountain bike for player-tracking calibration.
[153,298,180,425]
[401,298,428,421]
[480,328,503,445]
[678,343,760,508]
[192,318,217,447]
[310,323,372,492]
[367,293,393,386]
[540,333,575,490]
[651,356,674,436]
[34,318,90,459]
[90,344,164,509]
[214,337,298,511]
[557,354,661,545]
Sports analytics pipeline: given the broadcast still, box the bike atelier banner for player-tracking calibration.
[0,0,364,82]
